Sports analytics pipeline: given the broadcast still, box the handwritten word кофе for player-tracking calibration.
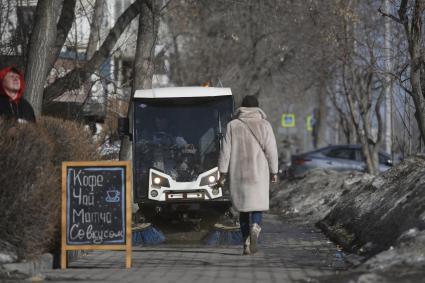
[72,169,104,191]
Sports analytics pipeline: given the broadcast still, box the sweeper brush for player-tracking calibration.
[132,223,165,246]
[203,223,243,246]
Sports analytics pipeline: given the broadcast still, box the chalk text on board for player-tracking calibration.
[70,224,124,244]
[72,209,112,224]
[72,169,104,191]
[72,187,95,206]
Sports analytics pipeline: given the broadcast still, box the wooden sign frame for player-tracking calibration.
[61,161,132,269]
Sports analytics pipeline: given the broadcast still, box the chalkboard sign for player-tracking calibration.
[61,161,132,269]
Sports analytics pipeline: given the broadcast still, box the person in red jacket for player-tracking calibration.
[0,66,35,123]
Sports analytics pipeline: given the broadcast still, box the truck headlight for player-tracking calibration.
[200,170,219,186]
[151,173,170,188]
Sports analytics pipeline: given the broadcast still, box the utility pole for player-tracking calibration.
[384,0,393,155]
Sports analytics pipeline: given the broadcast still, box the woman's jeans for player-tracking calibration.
[239,211,262,241]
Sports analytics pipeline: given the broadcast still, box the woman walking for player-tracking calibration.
[218,95,278,255]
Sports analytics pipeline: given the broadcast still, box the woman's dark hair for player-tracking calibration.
[241,95,259,107]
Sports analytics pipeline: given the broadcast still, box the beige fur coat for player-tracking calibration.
[218,107,278,212]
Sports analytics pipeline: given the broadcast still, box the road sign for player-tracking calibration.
[306,115,313,132]
[281,113,295,128]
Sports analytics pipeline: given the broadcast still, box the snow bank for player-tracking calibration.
[317,156,425,256]
[364,228,425,270]
[271,155,425,274]
[270,169,371,223]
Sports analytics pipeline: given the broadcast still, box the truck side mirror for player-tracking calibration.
[118,117,130,138]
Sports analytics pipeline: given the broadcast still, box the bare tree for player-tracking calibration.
[308,0,388,173]
[341,55,386,174]
[381,0,425,147]
[163,1,344,154]
[341,1,387,174]
[42,0,146,105]
[23,0,63,115]
[164,1,302,101]
[119,0,159,161]
[5,0,149,116]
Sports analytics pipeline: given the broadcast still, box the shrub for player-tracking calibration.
[0,117,101,260]
[38,116,100,164]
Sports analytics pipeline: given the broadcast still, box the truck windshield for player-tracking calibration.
[133,96,233,197]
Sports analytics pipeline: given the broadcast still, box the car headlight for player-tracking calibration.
[200,170,219,186]
[151,173,170,188]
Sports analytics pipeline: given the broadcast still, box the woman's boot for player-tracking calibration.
[243,237,250,255]
[250,223,261,254]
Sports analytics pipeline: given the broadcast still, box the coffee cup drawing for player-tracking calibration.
[105,189,120,203]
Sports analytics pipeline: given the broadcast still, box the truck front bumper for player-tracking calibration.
[147,167,226,202]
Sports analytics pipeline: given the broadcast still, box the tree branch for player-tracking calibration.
[378,7,402,24]
[43,0,146,103]
[398,0,411,40]
[48,0,77,69]
[375,89,385,145]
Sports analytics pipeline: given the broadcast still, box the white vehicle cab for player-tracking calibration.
[119,87,234,221]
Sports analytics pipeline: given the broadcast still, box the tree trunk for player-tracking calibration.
[313,82,329,148]
[119,0,159,161]
[24,0,63,116]
[344,74,382,175]
[409,47,425,144]
[397,0,425,146]
[47,0,76,69]
[86,0,105,60]
[409,0,425,146]
[132,1,159,90]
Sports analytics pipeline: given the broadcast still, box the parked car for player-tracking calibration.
[287,144,393,178]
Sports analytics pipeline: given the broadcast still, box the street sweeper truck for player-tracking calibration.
[119,87,234,223]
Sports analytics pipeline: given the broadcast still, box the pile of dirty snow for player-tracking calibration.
[364,228,425,270]
[317,156,425,258]
[272,156,425,279]
[270,169,371,223]
[312,228,425,283]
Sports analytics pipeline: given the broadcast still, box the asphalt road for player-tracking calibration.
[43,214,345,283]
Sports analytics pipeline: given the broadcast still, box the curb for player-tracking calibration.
[2,253,53,277]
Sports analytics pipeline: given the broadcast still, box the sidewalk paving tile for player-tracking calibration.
[44,214,344,282]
